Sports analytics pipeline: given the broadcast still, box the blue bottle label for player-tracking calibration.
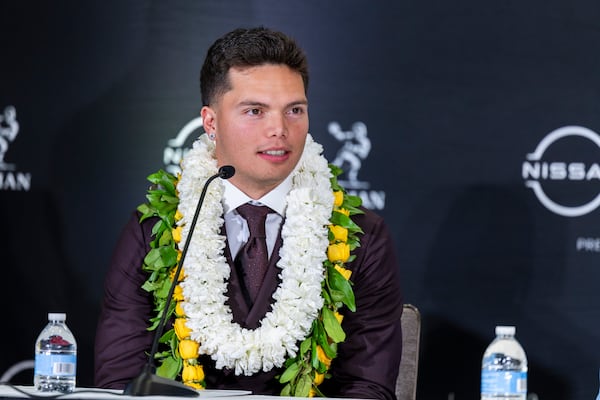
[481,370,527,395]
[35,353,76,377]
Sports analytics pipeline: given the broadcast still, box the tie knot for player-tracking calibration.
[236,203,273,237]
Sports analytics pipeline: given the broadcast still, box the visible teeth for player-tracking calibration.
[263,150,285,156]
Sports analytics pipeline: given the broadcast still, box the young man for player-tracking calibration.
[95,27,403,400]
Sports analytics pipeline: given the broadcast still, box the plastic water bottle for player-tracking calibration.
[34,313,77,393]
[596,368,600,400]
[481,326,527,400]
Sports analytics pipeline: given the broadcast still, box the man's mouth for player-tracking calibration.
[261,149,287,156]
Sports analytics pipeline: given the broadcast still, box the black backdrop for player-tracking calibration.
[1,1,599,399]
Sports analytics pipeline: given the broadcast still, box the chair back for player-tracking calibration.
[395,304,421,400]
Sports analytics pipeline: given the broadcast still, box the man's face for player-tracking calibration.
[202,64,309,199]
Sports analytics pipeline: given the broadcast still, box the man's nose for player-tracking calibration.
[266,112,288,137]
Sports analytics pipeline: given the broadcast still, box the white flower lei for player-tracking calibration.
[176,134,334,376]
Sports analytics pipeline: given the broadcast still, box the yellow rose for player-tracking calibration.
[309,388,316,398]
[337,208,350,217]
[170,267,185,282]
[329,225,348,243]
[173,285,184,301]
[327,243,350,263]
[174,318,191,340]
[314,372,325,386]
[172,226,183,243]
[175,210,183,222]
[334,265,352,280]
[178,339,199,359]
[175,301,186,317]
[333,311,344,324]
[333,191,344,207]
[184,381,203,390]
[316,345,332,367]
[182,363,205,383]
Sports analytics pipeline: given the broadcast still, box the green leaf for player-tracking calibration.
[137,203,154,220]
[328,288,345,304]
[147,171,164,185]
[346,206,364,218]
[158,174,176,193]
[156,276,174,299]
[156,202,178,218]
[158,228,173,247]
[143,248,162,269]
[328,266,356,311]
[343,194,362,208]
[148,169,177,187]
[330,211,351,227]
[330,212,363,234]
[141,280,163,292]
[156,355,181,380]
[347,238,361,251]
[147,316,162,331]
[329,164,343,179]
[310,337,319,369]
[160,194,179,204]
[321,286,332,304]
[300,337,311,355]
[315,322,336,359]
[146,192,162,206]
[322,307,346,343]
[279,361,300,383]
[144,246,178,270]
[151,219,167,238]
[159,328,175,344]
[295,374,312,397]
[280,383,291,396]
[153,350,171,360]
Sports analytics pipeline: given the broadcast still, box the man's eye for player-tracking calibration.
[290,107,304,114]
[246,108,261,115]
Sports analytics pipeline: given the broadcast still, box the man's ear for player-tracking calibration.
[201,106,217,134]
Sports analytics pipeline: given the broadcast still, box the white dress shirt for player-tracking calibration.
[222,175,292,260]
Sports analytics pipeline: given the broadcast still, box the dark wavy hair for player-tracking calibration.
[200,27,309,106]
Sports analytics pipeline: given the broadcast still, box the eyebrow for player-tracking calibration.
[237,99,308,109]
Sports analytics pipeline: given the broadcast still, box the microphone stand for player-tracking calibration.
[124,165,235,397]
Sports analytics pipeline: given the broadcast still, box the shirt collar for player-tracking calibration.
[222,174,292,217]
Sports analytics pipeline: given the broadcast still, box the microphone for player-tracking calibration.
[218,165,235,179]
[124,165,235,397]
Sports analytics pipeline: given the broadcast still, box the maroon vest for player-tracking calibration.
[223,230,284,329]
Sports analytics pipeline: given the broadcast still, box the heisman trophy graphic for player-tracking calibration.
[0,105,19,172]
[328,121,385,210]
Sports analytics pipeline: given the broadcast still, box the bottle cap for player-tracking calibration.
[48,313,66,322]
[495,325,515,336]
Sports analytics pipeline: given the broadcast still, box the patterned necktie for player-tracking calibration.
[235,203,274,302]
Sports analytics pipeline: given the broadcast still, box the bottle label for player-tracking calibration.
[35,353,76,377]
[481,370,527,395]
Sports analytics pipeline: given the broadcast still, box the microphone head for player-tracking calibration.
[218,165,235,179]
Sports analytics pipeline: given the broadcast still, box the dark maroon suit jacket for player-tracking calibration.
[94,208,403,400]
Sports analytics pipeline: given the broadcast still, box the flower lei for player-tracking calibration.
[138,134,363,397]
